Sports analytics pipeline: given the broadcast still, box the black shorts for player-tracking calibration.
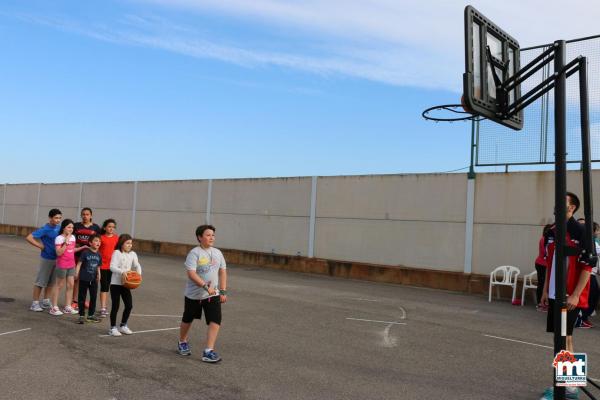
[546,299,580,336]
[182,296,221,325]
[100,270,112,292]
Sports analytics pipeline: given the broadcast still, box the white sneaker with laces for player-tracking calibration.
[108,327,122,337]
[63,306,78,315]
[49,306,63,316]
[119,326,133,335]
[30,302,43,312]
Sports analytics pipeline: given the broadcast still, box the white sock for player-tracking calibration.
[32,300,39,304]
[204,348,212,353]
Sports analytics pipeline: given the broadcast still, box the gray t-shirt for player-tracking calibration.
[184,246,226,300]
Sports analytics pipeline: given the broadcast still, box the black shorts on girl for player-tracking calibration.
[546,299,580,336]
[182,296,221,325]
[100,270,112,292]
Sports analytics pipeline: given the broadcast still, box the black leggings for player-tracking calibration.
[78,279,98,317]
[535,263,546,305]
[110,285,132,327]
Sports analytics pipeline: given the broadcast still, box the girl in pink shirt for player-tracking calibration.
[49,219,87,316]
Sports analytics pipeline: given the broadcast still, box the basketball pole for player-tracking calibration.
[553,39,567,400]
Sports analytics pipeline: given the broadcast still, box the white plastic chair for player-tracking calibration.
[521,270,538,306]
[488,266,520,303]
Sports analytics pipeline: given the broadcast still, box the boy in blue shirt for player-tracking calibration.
[75,235,102,324]
[25,208,62,312]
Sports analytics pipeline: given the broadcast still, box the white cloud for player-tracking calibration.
[9,1,600,91]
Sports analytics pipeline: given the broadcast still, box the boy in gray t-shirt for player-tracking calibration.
[178,225,228,363]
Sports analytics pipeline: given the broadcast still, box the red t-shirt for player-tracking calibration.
[545,219,592,309]
[99,234,119,271]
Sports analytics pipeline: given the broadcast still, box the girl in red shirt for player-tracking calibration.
[98,219,118,317]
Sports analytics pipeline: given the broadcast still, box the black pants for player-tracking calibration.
[535,264,546,305]
[78,279,98,317]
[110,285,132,327]
[581,275,599,320]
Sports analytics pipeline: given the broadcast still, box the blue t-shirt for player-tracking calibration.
[31,223,61,260]
[78,249,102,282]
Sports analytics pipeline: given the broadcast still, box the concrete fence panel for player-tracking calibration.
[4,184,39,227]
[135,180,209,244]
[211,177,311,255]
[81,182,135,234]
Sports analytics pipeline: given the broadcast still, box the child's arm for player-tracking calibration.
[55,240,68,256]
[218,267,227,303]
[96,268,101,282]
[110,251,123,274]
[567,269,592,310]
[186,270,216,296]
[75,261,82,280]
[132,252,142,275]
[25,233,44,251]
[74,245,88,252]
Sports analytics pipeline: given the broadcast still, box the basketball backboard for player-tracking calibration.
[463,5,523,130]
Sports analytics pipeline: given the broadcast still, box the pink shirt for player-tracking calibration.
[55,235,76,269]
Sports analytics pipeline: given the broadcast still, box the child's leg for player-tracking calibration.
[179,322,192,342]
[72,280,79,306]
[567,335,574,353]
[206,323,221,350]
[100,270,111,309]
[120,288,133,326]
[77,281,88,317]
[65,275,75,306]
[52,277,65,307]
[109,285,121,327]
[88,280,98,317]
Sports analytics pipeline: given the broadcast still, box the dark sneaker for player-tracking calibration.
[540,386,580,399]
[86,315,101,323]
[77,316,86,324]
[177,341,191,356]
[202,349,221,363]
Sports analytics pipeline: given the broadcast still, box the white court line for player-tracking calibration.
[131,314,180,318]
[350,298,379,302]
[483,334,553,349]
[0,328,31,336]
[99,327,179,337]
[346,317,406,325]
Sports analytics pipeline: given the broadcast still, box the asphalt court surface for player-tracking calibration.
[2,234,600,400]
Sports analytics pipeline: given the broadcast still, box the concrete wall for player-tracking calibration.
[211,177,311,255]
[2,170,598,277]
[315,174,466,271]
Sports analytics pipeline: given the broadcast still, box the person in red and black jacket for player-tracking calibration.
[534,224,553,311]
[541,192,594,353]
[71,207,101,312]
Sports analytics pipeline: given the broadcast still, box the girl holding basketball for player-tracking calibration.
[108,234,142,336]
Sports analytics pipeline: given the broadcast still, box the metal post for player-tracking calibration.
[579,57,595,256]
[78,182,83,215]
[206,179,213,225]
[1,183,6,224]
[34,183,41,227]
[131,181,138,237]
[308,176,317,258]
[553,39,567,400]
[463,177,475,274]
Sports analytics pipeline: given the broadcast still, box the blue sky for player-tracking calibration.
[1,0,598,183]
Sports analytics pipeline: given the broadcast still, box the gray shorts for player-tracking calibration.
[34,258,56,288]
[55,267,76,279]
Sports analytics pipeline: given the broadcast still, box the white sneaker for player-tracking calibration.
[49,306,63,316]
[108,327,122,337]
[119,325,133,335]
[63,306,78,315]
[40,299,52,309]
[29,302,43,312]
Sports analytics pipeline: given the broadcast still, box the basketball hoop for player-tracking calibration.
[421,103,485,123]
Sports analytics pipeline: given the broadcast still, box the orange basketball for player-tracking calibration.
[122,271,142,289]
